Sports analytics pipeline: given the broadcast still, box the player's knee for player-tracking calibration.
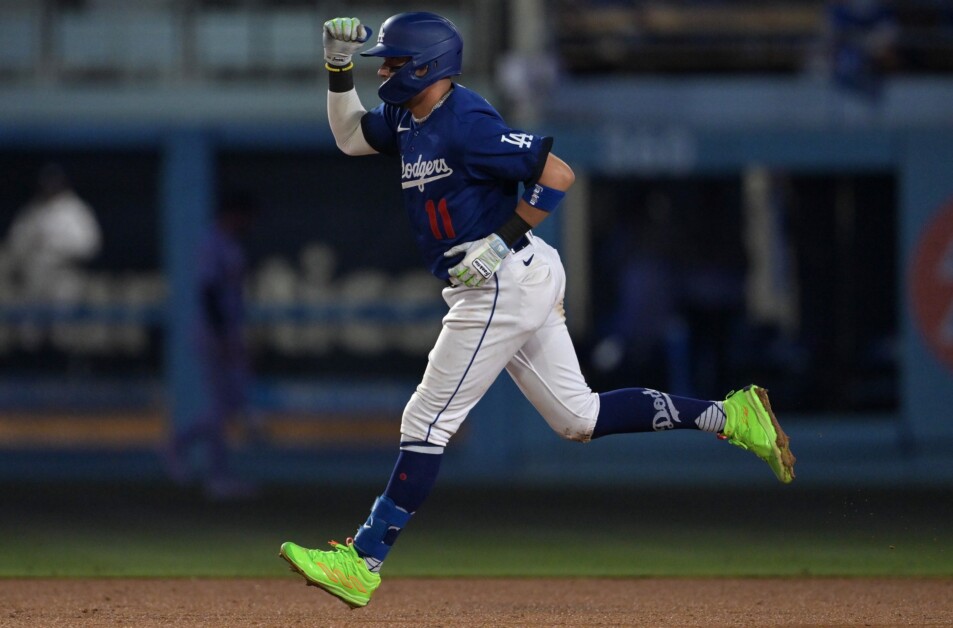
[535,393,598,443]
[555,422,593,443]
[541,411,594,443]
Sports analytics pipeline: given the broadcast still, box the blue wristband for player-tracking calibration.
[522,183,565,213]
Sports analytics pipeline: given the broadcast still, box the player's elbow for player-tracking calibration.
[558,166,575,191]
[334,133,378,157]
[335,137,361,156]
[542,154,575,191]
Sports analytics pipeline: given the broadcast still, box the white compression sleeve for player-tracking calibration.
[327,89,377,156]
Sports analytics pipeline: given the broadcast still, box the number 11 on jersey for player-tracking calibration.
[425,198,456,240]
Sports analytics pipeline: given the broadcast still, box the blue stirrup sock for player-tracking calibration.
[592,388,725,438]
[353,444,443,571]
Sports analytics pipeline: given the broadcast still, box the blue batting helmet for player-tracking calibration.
[360,12,463,105]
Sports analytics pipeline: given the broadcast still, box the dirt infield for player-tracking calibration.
[2,578,952,627]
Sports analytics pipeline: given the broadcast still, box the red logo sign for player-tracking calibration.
[910,199,953,372]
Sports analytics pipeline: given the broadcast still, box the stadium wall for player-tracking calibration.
[1,78,951,487]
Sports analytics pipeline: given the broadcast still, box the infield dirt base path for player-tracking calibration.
[2,578,952,627]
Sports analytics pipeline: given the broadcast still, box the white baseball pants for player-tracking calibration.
[401,234,600,447]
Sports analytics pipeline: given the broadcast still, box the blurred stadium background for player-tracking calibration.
[1,0,953,509]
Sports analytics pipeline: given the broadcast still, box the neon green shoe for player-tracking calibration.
[279,538,380,608]
[721,385,796,484]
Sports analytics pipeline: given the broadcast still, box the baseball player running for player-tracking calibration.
[279,12,796,608]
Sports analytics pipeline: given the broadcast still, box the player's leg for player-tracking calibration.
[281,269,539,605]
[401,274,549,446]
[509,315,795,482]
[506,238,720,437]
[500,236,604,440]
[506,237,795,482]
[278,449,429,607]
[349,273,545,567]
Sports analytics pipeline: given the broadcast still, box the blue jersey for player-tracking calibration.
[361,84,552,279]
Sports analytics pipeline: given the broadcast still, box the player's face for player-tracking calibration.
[378,56,411,79]
[377,57,430,79]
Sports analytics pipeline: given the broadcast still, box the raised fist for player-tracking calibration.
[323,17,372,66]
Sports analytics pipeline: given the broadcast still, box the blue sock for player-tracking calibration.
[383,444,443,512]
[353,442,443,571]
[592,388,725,439]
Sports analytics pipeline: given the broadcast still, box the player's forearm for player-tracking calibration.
[327,67,377,156]
[514,203,549,229]
[502,153,574,242]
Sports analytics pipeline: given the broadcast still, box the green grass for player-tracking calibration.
[2,484,951,578]
[390,528,952,577]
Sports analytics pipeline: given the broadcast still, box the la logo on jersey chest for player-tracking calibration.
[401,154,454,191]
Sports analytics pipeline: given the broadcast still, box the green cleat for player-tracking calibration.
[279,538,380,608]
[721,385,796,483]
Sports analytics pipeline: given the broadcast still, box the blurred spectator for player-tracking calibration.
[593,182,750,399]
[590,192,686,394]
[163,191,261,500]
[4,163,101,304]
[822,0,900,98]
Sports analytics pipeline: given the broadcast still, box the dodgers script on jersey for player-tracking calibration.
[360,85,552,279]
